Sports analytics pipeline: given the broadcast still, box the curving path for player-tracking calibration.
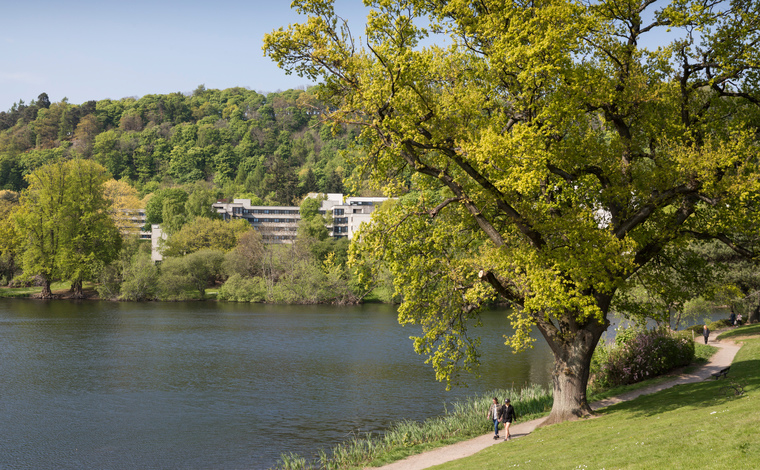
[369,335,741,470]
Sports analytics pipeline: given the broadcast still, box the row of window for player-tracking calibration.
[262,235,297,241]
[256,226,298,232]
[248,209,299,215]
[231,207,299,215]
[250,218,298,223]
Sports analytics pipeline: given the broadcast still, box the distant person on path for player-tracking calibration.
[730,311,736,326]
[737,313,743,326]
[703,324,710,344]
[486,397,503,440]
[502,398,517,441]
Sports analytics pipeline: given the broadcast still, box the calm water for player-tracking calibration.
[0,299,554,470]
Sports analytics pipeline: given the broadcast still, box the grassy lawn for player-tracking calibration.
[434,333,760,470]
[0,281,73,298]
[718,323,760,340]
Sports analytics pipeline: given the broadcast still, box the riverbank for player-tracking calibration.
[375,325,758,470]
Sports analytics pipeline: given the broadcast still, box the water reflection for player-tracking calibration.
[0,299,553,469]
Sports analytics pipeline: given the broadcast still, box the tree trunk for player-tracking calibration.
[70,279,84,299]
[39,278,54,299]
[749,301,760,324]
[538,317,608,425]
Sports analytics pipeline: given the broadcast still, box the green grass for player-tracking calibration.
[0,281,73,298]
[718,323,760,340]
[273,333,725,470]
[272,385,554,470]
[433,333,760,470]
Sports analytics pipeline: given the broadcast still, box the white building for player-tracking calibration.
[211,193,389,243]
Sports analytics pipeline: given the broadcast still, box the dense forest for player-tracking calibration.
[0,86,363,202]
[0,87,397,303]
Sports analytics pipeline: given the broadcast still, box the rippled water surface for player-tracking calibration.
[0,299,555,469]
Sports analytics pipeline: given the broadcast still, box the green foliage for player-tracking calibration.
[591,327,695,392]
[144,187,189,234]
[265,0,760,421]
[217,274,267,302]
[217,236,360,305]
[162,217,249,257]
[272,385,552,470]
[0,86,359,207]
[119,249,159,301]
[12,159,121,297]
[158,249,224,300]
[435,334,760,470]
[222,230,266,278]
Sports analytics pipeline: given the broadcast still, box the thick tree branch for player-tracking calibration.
[478,269,523,305]
[683,230,757,259]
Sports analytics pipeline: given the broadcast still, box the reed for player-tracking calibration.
[271,384,553,470]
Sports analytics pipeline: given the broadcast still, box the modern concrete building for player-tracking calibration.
[151,224,167,262]
[211,193,389,243]
[117,209,151,240]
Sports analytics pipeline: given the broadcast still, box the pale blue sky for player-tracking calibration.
[0,0,369,111]
[1,1,680,112]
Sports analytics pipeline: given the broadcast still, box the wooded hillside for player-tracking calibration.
[0,86,362,204]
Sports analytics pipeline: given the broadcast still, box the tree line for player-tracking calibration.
[0,157,390,302]
[0,86,391,301]
[0,86,364,204]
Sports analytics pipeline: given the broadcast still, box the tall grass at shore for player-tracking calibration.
[273,384,553,470]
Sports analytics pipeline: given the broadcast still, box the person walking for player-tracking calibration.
[702,324,710,344]
[502,399,517,441]
[486,397,502,440]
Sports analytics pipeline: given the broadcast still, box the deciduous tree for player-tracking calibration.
[266,0,760,423]
[13,159,121,297]
[162,217,250,257]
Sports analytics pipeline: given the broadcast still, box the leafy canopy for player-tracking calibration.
[266,0,760,392]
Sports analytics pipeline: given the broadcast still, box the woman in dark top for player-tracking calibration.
[502,398,517,441]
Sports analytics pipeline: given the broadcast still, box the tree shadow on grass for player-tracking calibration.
[595,359,760,419]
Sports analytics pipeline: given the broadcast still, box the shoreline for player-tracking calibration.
[368,335,740,470]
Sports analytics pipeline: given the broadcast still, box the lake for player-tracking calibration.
[0,298,727,469]
[0,299,554,470]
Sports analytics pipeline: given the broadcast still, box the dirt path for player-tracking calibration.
[369,336,741,470]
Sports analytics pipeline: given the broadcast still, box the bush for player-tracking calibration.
[157,249,224,300]
[688,319,732,335]
[119,251,159,301]
[218,274,268,302]
[591,327,695,391]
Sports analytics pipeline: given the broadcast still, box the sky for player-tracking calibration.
[0,1,683,113]
[0,0,370,111]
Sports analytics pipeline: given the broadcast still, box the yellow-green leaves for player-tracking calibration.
[269,0,760,391]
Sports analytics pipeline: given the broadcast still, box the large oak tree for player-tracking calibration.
[266,0,760,423]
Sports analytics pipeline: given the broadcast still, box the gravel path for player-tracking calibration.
[369,335,741,470]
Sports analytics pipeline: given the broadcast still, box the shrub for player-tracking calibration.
[688,319,732,335]
[119,251,159,301]
[157,249,224,300]
[218,274,268,302]
[591,327,694,391]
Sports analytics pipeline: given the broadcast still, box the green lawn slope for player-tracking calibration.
[434,333,760,470]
